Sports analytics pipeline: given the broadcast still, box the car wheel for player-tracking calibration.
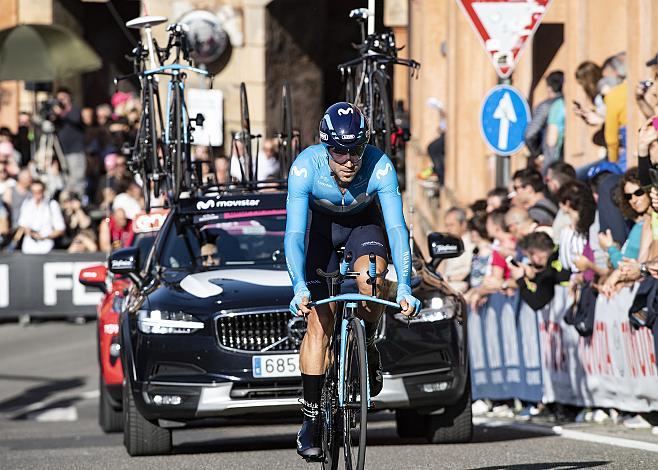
[122,379,172,456]
[394,409,428,439]
[99,376,123,433]
[426,379,473,444]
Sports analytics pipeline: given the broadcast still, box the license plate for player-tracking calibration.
[252,354,300,378]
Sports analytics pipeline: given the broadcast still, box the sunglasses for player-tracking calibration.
[624,188,646,200]
[202,254,215,261]
[328,145,365,165]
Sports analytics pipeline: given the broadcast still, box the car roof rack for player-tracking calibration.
[177,179,288,216]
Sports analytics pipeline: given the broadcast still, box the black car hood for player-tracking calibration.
[146,267,293,314]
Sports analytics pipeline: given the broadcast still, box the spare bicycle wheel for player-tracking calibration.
[239,82,253,181]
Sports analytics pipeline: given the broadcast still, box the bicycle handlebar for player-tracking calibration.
[308,294,400,310]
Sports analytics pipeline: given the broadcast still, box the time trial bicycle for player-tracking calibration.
[308,251,401,470]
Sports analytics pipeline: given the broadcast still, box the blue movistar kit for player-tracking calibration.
[284,143,415,313]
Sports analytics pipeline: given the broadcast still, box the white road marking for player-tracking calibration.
[7,389,99,420]
[32,406,78,422]
[475,417,658,453]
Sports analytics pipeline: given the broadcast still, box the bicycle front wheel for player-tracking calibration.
[342,317,368,470]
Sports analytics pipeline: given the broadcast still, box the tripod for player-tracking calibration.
[34,120,68,190]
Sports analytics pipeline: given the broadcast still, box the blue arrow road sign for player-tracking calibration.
[480,85,530,156]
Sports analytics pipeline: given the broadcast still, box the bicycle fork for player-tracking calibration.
[337,305,371,410]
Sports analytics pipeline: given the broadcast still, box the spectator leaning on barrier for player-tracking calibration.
[0,200,9,247]
[467,212,492,290]
[15,180,65,254]
[3,168,32,232]
[511,168,557,226]
[600,168,653,298]
[113,180,143,220]
[555,180,600,280]
[505,206,553,240]
[545,161,577,239]
[510,232,572,311]
[99,207,134,253]
[438,207,474,293]
[486,187,510,213]
[465,209,516,309]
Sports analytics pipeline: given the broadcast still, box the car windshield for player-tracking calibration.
[159,209,286,270]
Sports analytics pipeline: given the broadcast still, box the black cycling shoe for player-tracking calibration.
[296,417,323,461]
[367,341,383,397]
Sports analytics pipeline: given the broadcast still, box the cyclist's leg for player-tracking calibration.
[297,214,336,459]
[345,223,390,321]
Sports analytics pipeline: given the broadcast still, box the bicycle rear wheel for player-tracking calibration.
[371,71,393,158]
[239,82,253,181]
[342,317,368,470]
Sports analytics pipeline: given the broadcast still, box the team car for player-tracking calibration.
[78,209,169,433]
[107,186,470,456]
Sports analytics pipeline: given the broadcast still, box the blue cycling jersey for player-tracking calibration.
[284,143,412,299]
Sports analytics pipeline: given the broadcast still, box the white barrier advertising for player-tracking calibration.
[540,285,658,412]
[470,283,658,412]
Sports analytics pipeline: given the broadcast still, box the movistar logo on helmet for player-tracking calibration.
[319,131,328,141]
[337,107,354,116]
[341,134,355,139]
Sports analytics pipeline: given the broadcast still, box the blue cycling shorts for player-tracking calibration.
[304,206,388,300]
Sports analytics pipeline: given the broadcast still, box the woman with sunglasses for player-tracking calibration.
[284,102,421,460]
[599,168,651,270]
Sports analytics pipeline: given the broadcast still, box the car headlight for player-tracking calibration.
[137,309,204,334]
[394,296,456,323]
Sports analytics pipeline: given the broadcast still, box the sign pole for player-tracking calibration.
[496,75,512,188]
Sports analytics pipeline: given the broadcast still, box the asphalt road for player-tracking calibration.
[2,321,658,470]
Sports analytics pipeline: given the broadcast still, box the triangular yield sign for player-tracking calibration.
[456,0,552,79]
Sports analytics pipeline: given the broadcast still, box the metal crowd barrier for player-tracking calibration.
[0,251,106,320]
[469,286,658,412]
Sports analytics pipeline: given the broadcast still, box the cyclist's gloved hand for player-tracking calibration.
[396,286,421,317]
[290,285,311,317]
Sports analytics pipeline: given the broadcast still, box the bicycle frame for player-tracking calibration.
[313,293,399,408]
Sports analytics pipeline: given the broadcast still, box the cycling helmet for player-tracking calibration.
[586,161,623,180]
[318,102,370,153]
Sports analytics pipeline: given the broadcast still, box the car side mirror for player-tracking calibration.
[427,232,464,261]
[109,247,140,276]
[78,265,108,294]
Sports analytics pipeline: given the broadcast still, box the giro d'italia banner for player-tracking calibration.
[469,292,544,402]
[540,285,658,412]
[470,285,658,412]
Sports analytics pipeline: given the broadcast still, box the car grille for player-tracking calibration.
[215,308,302,352]
[230,380,302,399]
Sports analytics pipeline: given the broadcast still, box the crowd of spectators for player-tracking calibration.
[437,88,658,429]
[0,88,281,255]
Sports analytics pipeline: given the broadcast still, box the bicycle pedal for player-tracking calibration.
[300,453,324,463]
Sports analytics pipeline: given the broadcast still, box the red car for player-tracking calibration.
[79,209,168,432]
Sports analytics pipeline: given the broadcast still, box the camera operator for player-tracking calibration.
[509,232,572,310]
[52,87,86,197]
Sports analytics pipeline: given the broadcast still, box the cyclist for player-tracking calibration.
[284,102,421,460]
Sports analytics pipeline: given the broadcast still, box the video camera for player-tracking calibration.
[38,97,63,122]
